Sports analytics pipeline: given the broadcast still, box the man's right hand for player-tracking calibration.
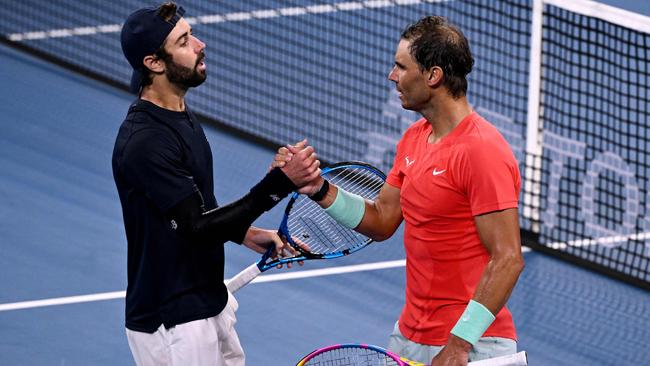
[271,139,306,170]
[279,141,321,189]
[274,140,323,195]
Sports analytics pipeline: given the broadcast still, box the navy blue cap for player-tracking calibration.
[120,5,186,93]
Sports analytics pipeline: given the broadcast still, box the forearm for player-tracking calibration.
[355,201,399,241]
[240,226,269,252]
[313,182,402,241]
[447,254,523,350]
[168,168,296,244]
[448,208,523,348]
[472,253,524,314]
[472,208,524,313]
[194,193,267,243]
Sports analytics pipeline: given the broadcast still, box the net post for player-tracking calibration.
[524,0,544,233]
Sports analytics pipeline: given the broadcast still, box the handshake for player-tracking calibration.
[271,139,325,197]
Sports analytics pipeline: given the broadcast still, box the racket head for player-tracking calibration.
[260,161,385,271]
[296,343,423,366]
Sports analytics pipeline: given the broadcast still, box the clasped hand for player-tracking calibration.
[271,139,324,196]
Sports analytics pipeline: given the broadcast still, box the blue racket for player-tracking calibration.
[226,161,386,293]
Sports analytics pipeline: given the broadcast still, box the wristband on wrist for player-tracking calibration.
[309,180,330,201]
[450,300,496,345]
[249,168,297,211]
[324,187,365,229]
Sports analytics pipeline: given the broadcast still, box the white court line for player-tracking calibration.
[0,247,531,312]
[0,259,405,312]
[546,231,650,250]
[0,291,127,312]
[6,0,452,42]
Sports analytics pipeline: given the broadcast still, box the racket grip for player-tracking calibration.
[226,263,262,293]
[468,351,527,366]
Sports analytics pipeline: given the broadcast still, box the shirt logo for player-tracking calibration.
[405,156,415,167]
[170,219,178,230]
[270,194,281,202]
[432,168,446,176]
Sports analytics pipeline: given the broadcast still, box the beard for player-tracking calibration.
[164,52,206,90]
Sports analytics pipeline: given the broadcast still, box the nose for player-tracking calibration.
[388,66,398,82]
[192,35,206,52]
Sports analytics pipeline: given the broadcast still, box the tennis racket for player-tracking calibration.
[226,161,386,293]
[296,343,528,366]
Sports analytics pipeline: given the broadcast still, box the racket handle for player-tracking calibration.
[226,263,262,293]
[468,351,527,366]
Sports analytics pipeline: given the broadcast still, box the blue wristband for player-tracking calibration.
[450,300,496,345]
[324,187,366,229]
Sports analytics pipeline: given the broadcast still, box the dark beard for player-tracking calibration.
[164,52,206,90]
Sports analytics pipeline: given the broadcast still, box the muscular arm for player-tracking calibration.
[316,181,403,241]
[472,207,524,313]
[436,208,524,362]
[445,208,523,355]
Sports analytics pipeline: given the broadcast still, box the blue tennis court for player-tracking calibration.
[1,1,650,365]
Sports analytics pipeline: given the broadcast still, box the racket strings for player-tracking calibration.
[293,169,383,237]
[289,199,363,254]
[300,347,401,366]
[287,166,384,255]
[288,212,369,253]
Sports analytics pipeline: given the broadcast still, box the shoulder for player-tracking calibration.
[398,117,428,144]
[450,115,517,169]
[403,117,428,136]
[116,121,180,166]
[461,113,503,141]
[456,114,510,153]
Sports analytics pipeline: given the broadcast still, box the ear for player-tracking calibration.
[143,55,165,74]
[426,66,443,87]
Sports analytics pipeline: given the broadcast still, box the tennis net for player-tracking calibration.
[524,0,650,288]
[1,0,648,289]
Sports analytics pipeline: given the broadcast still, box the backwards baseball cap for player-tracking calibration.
[120,4,186,93]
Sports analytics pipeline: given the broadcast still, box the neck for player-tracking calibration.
[140,79,187,112]
[421,94,472,144]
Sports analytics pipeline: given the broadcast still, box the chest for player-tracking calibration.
[177,122,212,171]
[399,145,470,223]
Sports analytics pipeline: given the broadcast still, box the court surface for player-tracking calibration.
[1,7,650,365]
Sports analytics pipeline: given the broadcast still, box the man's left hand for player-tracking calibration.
[430,335,471,366]
[241,226,303,268]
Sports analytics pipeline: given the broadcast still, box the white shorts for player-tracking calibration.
[126,292,244,366]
